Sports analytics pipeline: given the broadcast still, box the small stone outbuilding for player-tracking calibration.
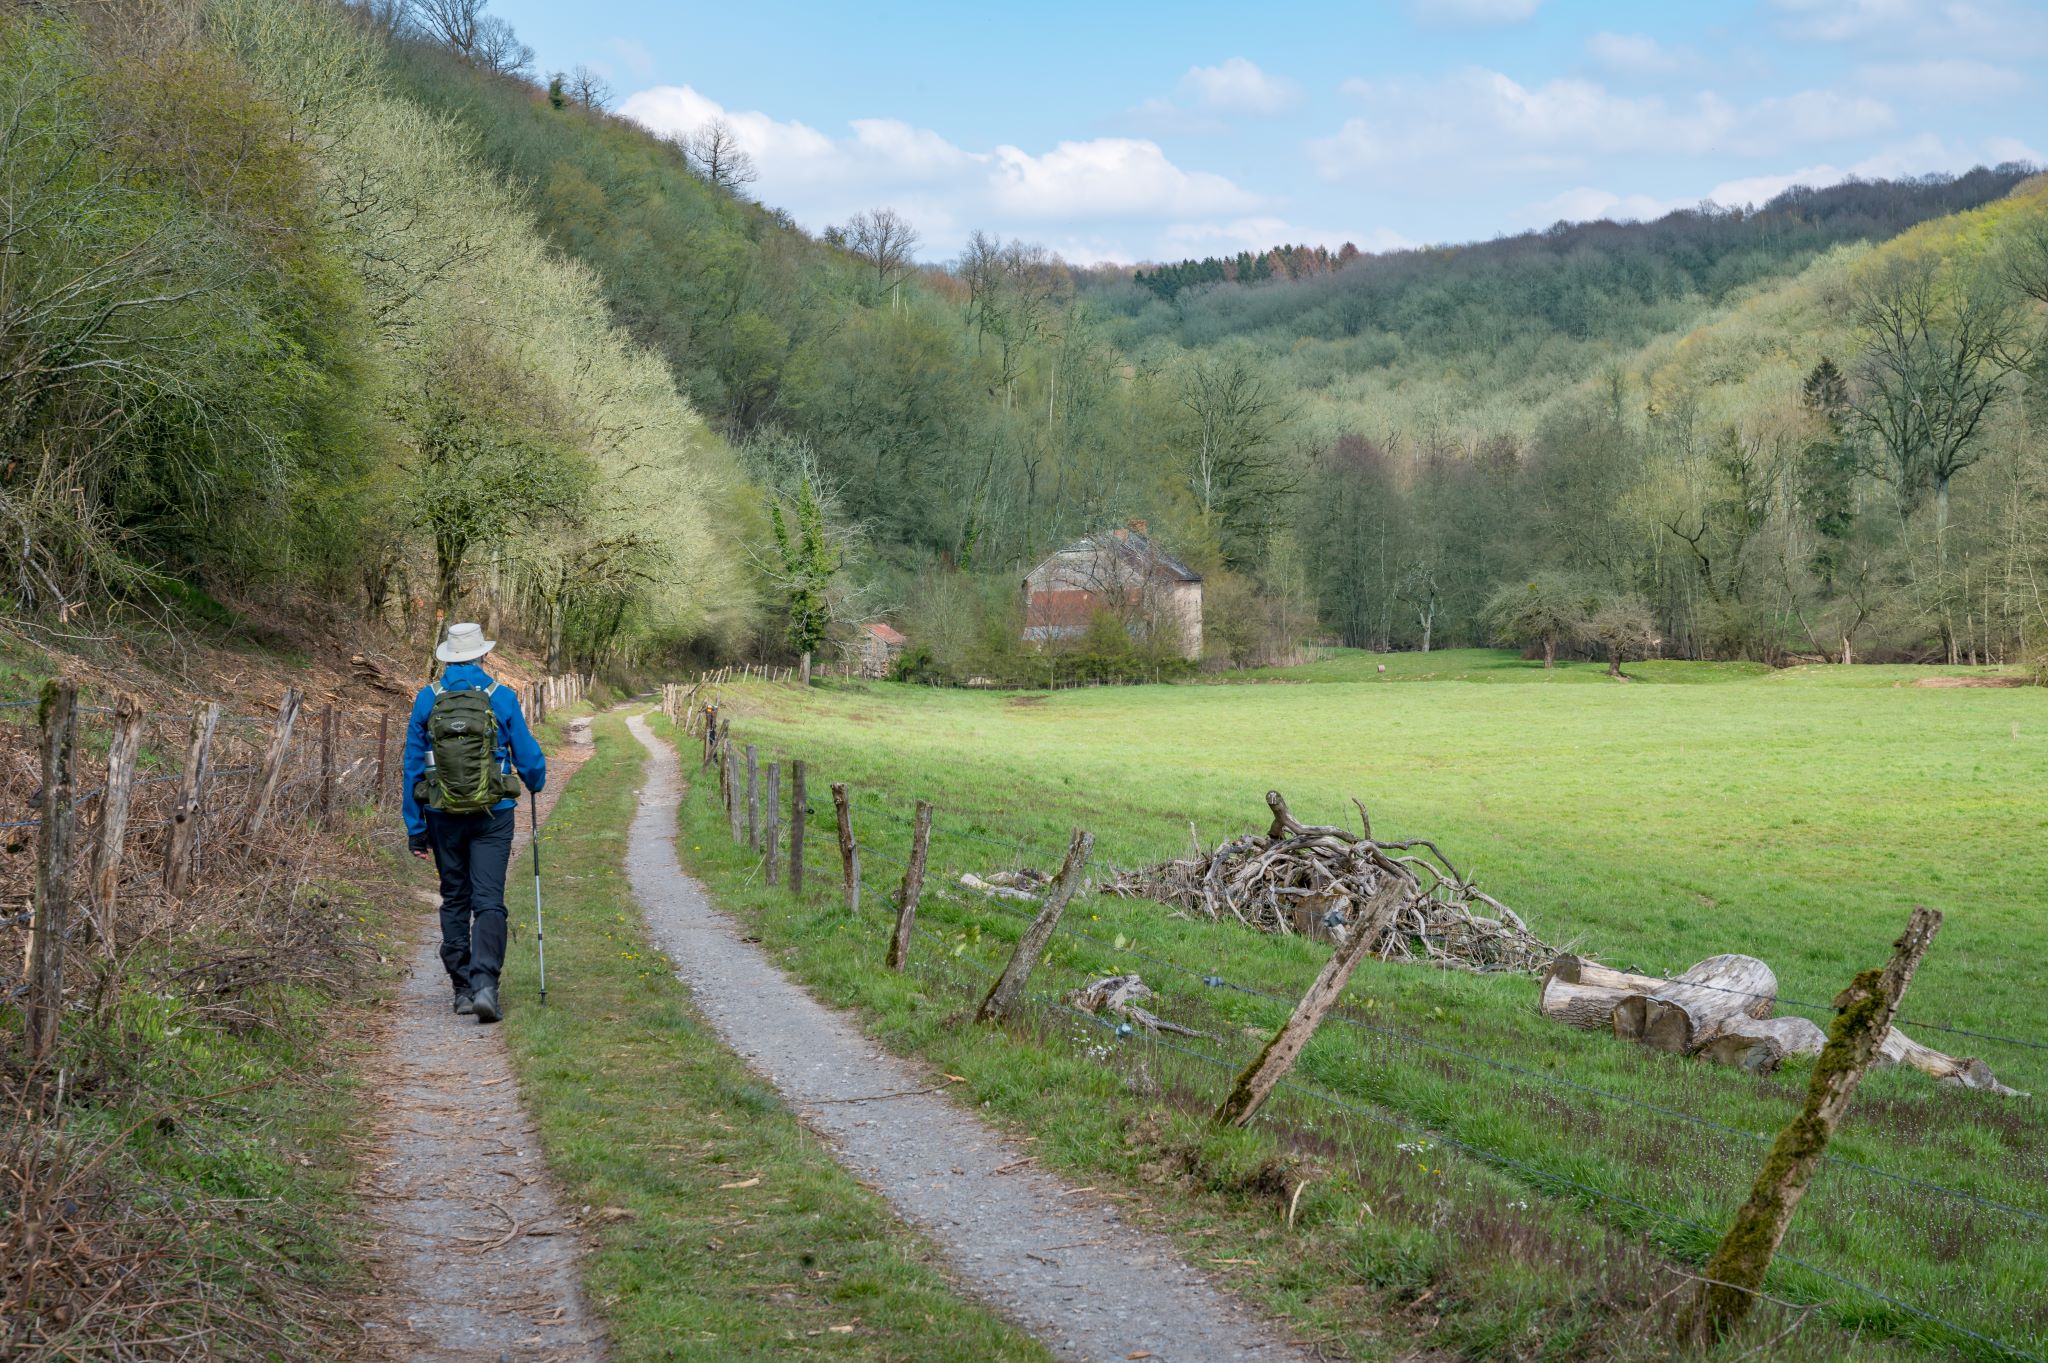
[854,621,907,679]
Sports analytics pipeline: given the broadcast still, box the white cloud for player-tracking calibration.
[1586,32,1678,74]
[1856,58,2027,100]
[989,139,1260,218]
[1412,0,1542,25]
[1311,70,1894,178]
[618,85,1264,259]
[1179,58,1302,115]
[1769,0,2048,54]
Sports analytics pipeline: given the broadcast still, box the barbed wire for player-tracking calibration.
[819,773,2048,1057]
[815,835,2048,1363]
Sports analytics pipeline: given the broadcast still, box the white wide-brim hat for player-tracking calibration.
[435,622,496,663]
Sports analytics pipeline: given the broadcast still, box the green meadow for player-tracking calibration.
[666,653,2047,1361]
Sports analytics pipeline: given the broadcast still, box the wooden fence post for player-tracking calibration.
[764,763,781,886]
[745,744,759,853]
[319,703,335,826]
[1214,870,1414,1127]
[25,681,78,1062]
[242,687,303,836]
[725,745,743,845]
[789,761,806,895]
[88,690,145,949]
[164,703,221,900]
[701,703,719,771]
[977,829,1093,1023]
[1677,906,1943,1350]
[886,801,933,969]
[374,709,390,805]
[832,783,859,913]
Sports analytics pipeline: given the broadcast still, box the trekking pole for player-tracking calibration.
[530,791,548,1006]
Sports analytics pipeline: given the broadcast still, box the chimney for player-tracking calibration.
[1128,517,1147,535]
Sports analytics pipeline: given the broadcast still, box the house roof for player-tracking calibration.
[1026,526,1202,586]
[862,621,907,646]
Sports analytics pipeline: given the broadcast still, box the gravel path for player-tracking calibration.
[358,744,605,1363]
[622,715,1311,1363]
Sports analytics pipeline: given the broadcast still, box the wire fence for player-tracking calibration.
[665,699,2048,1363]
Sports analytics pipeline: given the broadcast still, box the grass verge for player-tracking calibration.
[495,711,1053,1363]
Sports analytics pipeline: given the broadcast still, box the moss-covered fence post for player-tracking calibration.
[1677,905,1942,1350]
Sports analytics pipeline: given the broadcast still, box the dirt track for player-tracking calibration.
[357,747,605,1363]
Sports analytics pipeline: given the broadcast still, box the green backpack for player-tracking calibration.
[417,681,521,814]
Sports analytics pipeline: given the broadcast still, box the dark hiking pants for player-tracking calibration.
[427,806,515,994]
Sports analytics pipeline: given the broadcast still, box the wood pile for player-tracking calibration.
[1540,952,2020,1094]
[1106,791,1558,974]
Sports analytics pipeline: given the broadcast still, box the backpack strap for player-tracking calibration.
[430,681,445,697]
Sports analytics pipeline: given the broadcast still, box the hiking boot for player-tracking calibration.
[452,992,476,1016]
[471,985,502,1024]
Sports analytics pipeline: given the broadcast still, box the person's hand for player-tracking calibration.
[409,831,432,861]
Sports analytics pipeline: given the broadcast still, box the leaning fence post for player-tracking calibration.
[764,763,781,886]
[319,703,335,826]
[789,761,806,895]
[1214,869,1414,1127]
[25,680,78,1062]
[1677,906,1943,1350]
[977,828,1093,1023]
[164,703,222,900]
[88,690,145,949]
[745,744,759,853]
[242,687,303,836]
[832,783,859,913]
[886,801,933,970]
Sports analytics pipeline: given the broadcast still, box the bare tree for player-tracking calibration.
[682,118,758,194]
[564,65,612,111]
[845,208,920,296]
[473,16,533,76]
[1850,253,2030,536]
[414,0,532,76]
[412,0,483,53]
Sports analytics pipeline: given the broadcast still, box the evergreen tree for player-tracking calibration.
[770,473,838,684]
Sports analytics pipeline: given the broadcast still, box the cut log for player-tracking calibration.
[1612,954,1777,1054]
[1538,954,1671,1029]
[1879,1028,2020,1095]
[1542,950,2020,1094]
[1696,1016,1828,1076]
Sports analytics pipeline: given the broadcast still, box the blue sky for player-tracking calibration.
[490,0,2046,264]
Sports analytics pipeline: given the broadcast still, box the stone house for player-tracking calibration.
[1021,520,1202,660]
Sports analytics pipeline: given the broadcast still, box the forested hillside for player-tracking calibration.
[6,0,2045,679]
[1,0,750,674]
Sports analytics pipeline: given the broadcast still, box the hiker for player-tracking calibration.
[403,622,546,1024]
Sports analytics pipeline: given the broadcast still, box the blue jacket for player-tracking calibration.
[402,663,547,836]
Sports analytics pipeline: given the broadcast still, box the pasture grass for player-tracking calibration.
[665,655,2047,1361]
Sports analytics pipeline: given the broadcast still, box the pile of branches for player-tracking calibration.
[1107,791,1558,973]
